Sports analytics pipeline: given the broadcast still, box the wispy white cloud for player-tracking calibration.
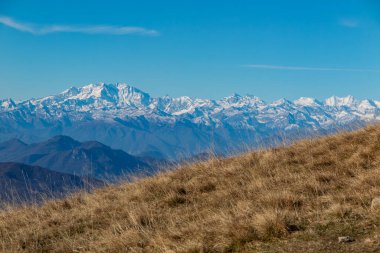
[339,18,360,28]
[244,64,380,73]
[0,16,159,36]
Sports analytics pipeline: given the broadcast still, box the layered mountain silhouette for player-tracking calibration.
[0,162,102,203]
[0,136,153,180]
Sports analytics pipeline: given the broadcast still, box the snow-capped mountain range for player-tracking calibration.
[0,83,378,159]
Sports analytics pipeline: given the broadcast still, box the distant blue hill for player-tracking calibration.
[0,135,154,181]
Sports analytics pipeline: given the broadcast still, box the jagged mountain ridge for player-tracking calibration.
[0,83,379,159]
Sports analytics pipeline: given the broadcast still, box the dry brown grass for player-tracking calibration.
[1,126,380,252]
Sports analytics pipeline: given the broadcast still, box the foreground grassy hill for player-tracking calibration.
[1,126,380,252]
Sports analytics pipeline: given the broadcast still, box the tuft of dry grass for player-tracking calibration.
[1,126,380,252]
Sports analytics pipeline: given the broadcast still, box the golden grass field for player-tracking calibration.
[1,125,380,252]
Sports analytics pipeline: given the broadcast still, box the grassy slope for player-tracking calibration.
[1,126,380,252]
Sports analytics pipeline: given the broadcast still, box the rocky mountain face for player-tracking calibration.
[1,83,378,159]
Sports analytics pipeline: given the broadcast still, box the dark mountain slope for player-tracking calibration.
[0,162,101,203]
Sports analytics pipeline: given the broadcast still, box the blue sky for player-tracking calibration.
[0,0,379,101]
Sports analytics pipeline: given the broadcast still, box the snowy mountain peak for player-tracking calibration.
[0,99,16,110]
[1,84,379,118]
[219,93,242,104]
[61,86,80,97]
[358,99,378,111]
[2,83,380,159]
[56,83,152,108]
[114,83,151,106]
[271,98,293,106]
[1,83,378,119]
[219,93,265,108]
[60,83,111,100]
[294,97,322,107]
[325,95,356,107]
